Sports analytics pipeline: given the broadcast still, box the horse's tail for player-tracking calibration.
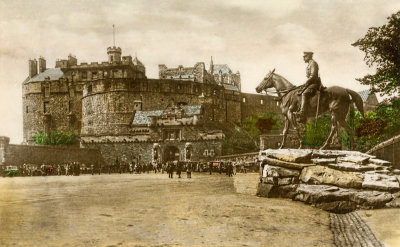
[346,89,364,117]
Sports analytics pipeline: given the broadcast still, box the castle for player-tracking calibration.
[22,46,279,165]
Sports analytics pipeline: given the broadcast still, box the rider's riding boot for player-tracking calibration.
[296,94,307,122]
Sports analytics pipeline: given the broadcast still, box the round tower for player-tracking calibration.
[107,46,122,63]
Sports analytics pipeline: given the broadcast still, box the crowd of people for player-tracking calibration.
[1,157,256,178]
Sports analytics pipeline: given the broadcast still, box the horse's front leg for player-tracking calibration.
[279,115,291,149]
[321,114,338,150]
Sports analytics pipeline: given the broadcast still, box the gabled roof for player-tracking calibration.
[358,90,372,102]
[27,68,64,83]
[213,64,231,75]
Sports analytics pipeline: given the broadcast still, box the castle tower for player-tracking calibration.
[39,57,46,73]
[28,59,38,78]
[107,46,122,63]
[209,56,214,75]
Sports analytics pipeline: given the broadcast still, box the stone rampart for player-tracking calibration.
[257,149,400,213]
[0,143,105,167]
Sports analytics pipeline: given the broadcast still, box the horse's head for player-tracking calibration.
[255,68,276,93]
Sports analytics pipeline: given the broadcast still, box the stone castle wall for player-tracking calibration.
[82,139,222,165]
[0,140,104,167]
[240,92,280,120]
[23,80,82,143]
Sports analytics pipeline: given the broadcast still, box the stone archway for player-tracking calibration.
[163,146,180,162]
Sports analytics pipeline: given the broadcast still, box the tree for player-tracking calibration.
[223,127,258,155]
[223,112,282,155]
[34,130,78,145]
[352,11,400,100]
[302,115,332,147]
[241,112,282,137]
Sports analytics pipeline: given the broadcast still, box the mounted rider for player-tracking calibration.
[295,51,322,121]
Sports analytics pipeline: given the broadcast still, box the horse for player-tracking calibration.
[255,69,364,150]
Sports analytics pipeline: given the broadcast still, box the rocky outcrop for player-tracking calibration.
[257,149,400,213]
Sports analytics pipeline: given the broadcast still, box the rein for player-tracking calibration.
[269,86,299,101]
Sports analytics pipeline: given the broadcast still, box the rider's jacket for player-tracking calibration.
[305,59,321,90]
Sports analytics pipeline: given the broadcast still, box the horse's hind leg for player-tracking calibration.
[279,115,291,149]
[339,118,355,150]
[321,113,338,150]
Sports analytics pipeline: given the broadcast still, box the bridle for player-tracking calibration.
[261,69,298,100]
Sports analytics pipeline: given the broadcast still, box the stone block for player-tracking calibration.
[256,183,298,199]
[362,172,400,191]
[261,157,315,170]
[327,162,376,172]
[315,201,357,214]
[264,149,312,163]
[337,155,370,165]
[295,184,354,205]
[369,158,391,166]
[311,158,336,165]
[300,165,364,188]
[263,165,300,178]
[350,190,393,208]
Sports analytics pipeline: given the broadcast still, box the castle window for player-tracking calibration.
[260,99,264,105]
[67,101,72,112]
[25,106,28,113]
[82,71,87,80]
[92,71,98,79]
[43,102,50,113]
[242,97,246,103]
[44,85,50,98]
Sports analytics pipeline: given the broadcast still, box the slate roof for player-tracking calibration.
[132,110,163,125]
[27,68,64,83]
[223,84,239,91]
[213,64,231,75]
[358,90,371,102]
[181,105,202,115]
[132,105,202,125]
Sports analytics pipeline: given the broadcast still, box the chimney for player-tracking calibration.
[29,59,38,78]
[39,57,46,73]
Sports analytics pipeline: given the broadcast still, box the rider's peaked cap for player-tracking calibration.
[303,52,313,57]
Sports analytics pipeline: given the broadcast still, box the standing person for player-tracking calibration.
[186,163,192,179]
[129,162,133,174]
[176,161,182,178]
[209,162,213,175]
[168,161,174,179]
[295,51,322,122]
[91,164,94,175]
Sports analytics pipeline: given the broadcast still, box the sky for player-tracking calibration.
[0,0,399,144]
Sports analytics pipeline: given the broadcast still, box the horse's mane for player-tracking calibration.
[273,73,296,90]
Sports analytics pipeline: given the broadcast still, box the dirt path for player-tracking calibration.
[0,173,333,246]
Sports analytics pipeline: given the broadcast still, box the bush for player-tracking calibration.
[34,130,78,145]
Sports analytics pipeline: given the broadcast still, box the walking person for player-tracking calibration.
[186,163,192,179]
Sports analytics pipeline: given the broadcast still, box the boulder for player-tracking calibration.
[311,158,337,165]
[337,155,370,165]
[315,201,357,214]
[362,172,400,191]
[262,157,314,170]
[326,162,376,172]
[265,149,312,163]
[369,158,391,166]
[295,184,354,204]
[256,183,298,199]
[350,190,393,208]
[263,165,300,178]
[300,165,364,188]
